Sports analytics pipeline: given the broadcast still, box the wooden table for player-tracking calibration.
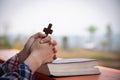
[0,49,120,80]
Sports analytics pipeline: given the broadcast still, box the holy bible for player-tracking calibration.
[37,58,100,77]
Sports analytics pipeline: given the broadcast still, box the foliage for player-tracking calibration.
[0,35,24,50]
[0,36,12,49]
[12,35,24,50]
[62,36,68,50]
[100,39,108,51]
[87,25,97,42]
[88,25,96,34]
[106,24,112,51]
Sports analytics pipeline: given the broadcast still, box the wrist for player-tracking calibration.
[17,50,24,63]
[17,49,30,63]
[24,52,42,73]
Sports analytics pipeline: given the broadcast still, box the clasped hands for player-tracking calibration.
[17,32,57,73]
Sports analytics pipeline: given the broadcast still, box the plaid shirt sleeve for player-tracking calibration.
[1,55,19,73]
[0,55,32,80]
[1,63,32,80]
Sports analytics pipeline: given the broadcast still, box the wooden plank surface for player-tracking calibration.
[0,49,120,80]
[0,49,19,61]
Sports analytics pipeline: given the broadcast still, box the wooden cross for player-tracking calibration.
[43,23,53,36]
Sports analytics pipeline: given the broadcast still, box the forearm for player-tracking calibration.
[17,50,30,63]
[24,52,42,73]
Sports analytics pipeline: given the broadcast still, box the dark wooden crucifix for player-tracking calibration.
[43,23,53,36]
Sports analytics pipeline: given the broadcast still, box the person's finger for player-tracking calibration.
[40,36,51,43]
[30,32,46,39]
[53,55,57,60]
[50,40,57,46]
[24,32,45,52]
[53,47,57,53]
[48,57,54,63]
[25,32,45,48]
[44,54,54,63]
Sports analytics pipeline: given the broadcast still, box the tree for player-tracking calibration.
[62,36,68,50]
[13,35,24,50]
[88,25,96,42]
[0,23,11,49]
[101,39,108,51]
[106,24,112,51]
[0,36,12,49]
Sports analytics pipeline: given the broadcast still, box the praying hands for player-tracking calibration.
[0,32,57,80]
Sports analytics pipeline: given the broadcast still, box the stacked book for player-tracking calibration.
[37,58,100,77]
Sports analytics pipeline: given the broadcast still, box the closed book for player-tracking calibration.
[37,58,100,77]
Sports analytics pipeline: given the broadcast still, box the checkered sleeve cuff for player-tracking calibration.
[1,54,19,73]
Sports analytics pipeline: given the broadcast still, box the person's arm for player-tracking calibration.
[0,32,54,74]
[0,63,32,80]
[0,38,56,79]
[25,38,56,73]
[0,32,57,79]
[17,32,47,64]
[0,55,32,80]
